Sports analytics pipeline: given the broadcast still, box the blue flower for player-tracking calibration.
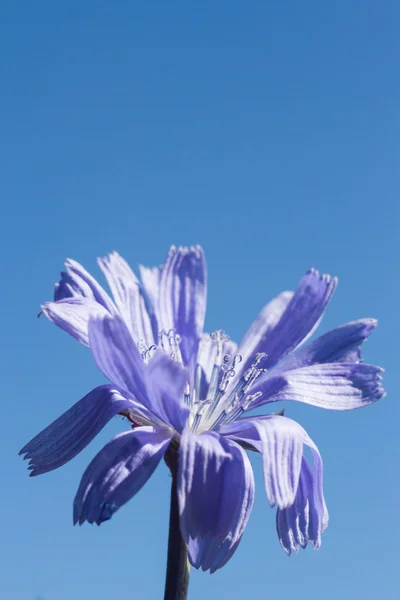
[20,246,384,572]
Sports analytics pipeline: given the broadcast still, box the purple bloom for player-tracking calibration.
[20,246,384,572]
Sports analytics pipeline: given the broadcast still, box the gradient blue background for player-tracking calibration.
[1,2,398,599]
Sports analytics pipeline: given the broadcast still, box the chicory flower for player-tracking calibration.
[20,246,384,572]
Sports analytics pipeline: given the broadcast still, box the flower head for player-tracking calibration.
[20,246,384,572]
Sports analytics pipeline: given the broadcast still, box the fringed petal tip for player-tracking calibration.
[364,317,378,330]
[250,361,386,412]
[277,519,327,556]
[351,363,386,404]
[312,267,333,277]
[303,269,338,297]
[221,415,329,557]
[276,455,328,556]
[73,501,117,526]
[277,519,327,557]
[166,244,204,257]
[40,298,109,346]
[238,266,338,373]
[188,535,241,574]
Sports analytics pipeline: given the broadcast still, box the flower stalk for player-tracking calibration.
[164,443,190,600]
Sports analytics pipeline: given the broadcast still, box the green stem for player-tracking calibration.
[164,447,190,600]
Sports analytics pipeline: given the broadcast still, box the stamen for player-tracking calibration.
[158,329,184,364]
[206,331,229,401]
[210,329,229,366]
[191,399,212,432]
[242,391,263,409]
[168,330,183,363]
[239,353,268,395]
[184,382,191,405]
[243,352,267,383]
[201,332,234,421]
[219,354,243,392]
[190,342,269,433]
[205,365,220,408]
[225,393,242,414]
[204,352,243,422]
[137,339,147,354]
[189,331,233,432]
[208,352,268,430]
[214,390,264,429]
[137,340,157,364]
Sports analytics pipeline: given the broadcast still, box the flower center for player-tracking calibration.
[138,329,268,433]
[188,332,268,433]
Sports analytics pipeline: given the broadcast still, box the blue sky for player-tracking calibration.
[1,1,399,599]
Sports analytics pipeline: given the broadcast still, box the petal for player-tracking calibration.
[98,252,154,346]
[41,298,110,346]
[222,415,329,553]
[63,258,116,313]
[239,269,337,372]
[275,318,378,372]
[139,264,161,311]
[248,362,385,411]
[145,352,190,433]
[276,440,328,555]
[157,246,207,365]
[54,271,85,301]
[88,314,147,400]
[73,426,172,525]
[178,430,254,572]
[238,291,294,369]
[19,385,135,475]
[188,535,242,574]
[221,416,305,509]
[89,314,189,430]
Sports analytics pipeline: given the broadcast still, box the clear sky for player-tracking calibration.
[1,2,399,599]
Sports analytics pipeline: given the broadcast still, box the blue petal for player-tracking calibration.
[276,443,328,555]
[63,258,116,312]
[275,319,378,372]
[44,258,117,343]
[157,246,207,366]
[247,362,385,411]
[237,291,293,371]
[222,415,329,554]
[238,269,337,373]
[54,271,81,301]
[188,535,241,574]
[144,352,190,433]
[178,430,254,572]
[88,314,147,399]
[42,298,109,346]
[221,416,305,509]
[73,426,171,525]
[19,385,135,475]
[98,252,154,347]
[138,264,161,314]
[88,314,189,430]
